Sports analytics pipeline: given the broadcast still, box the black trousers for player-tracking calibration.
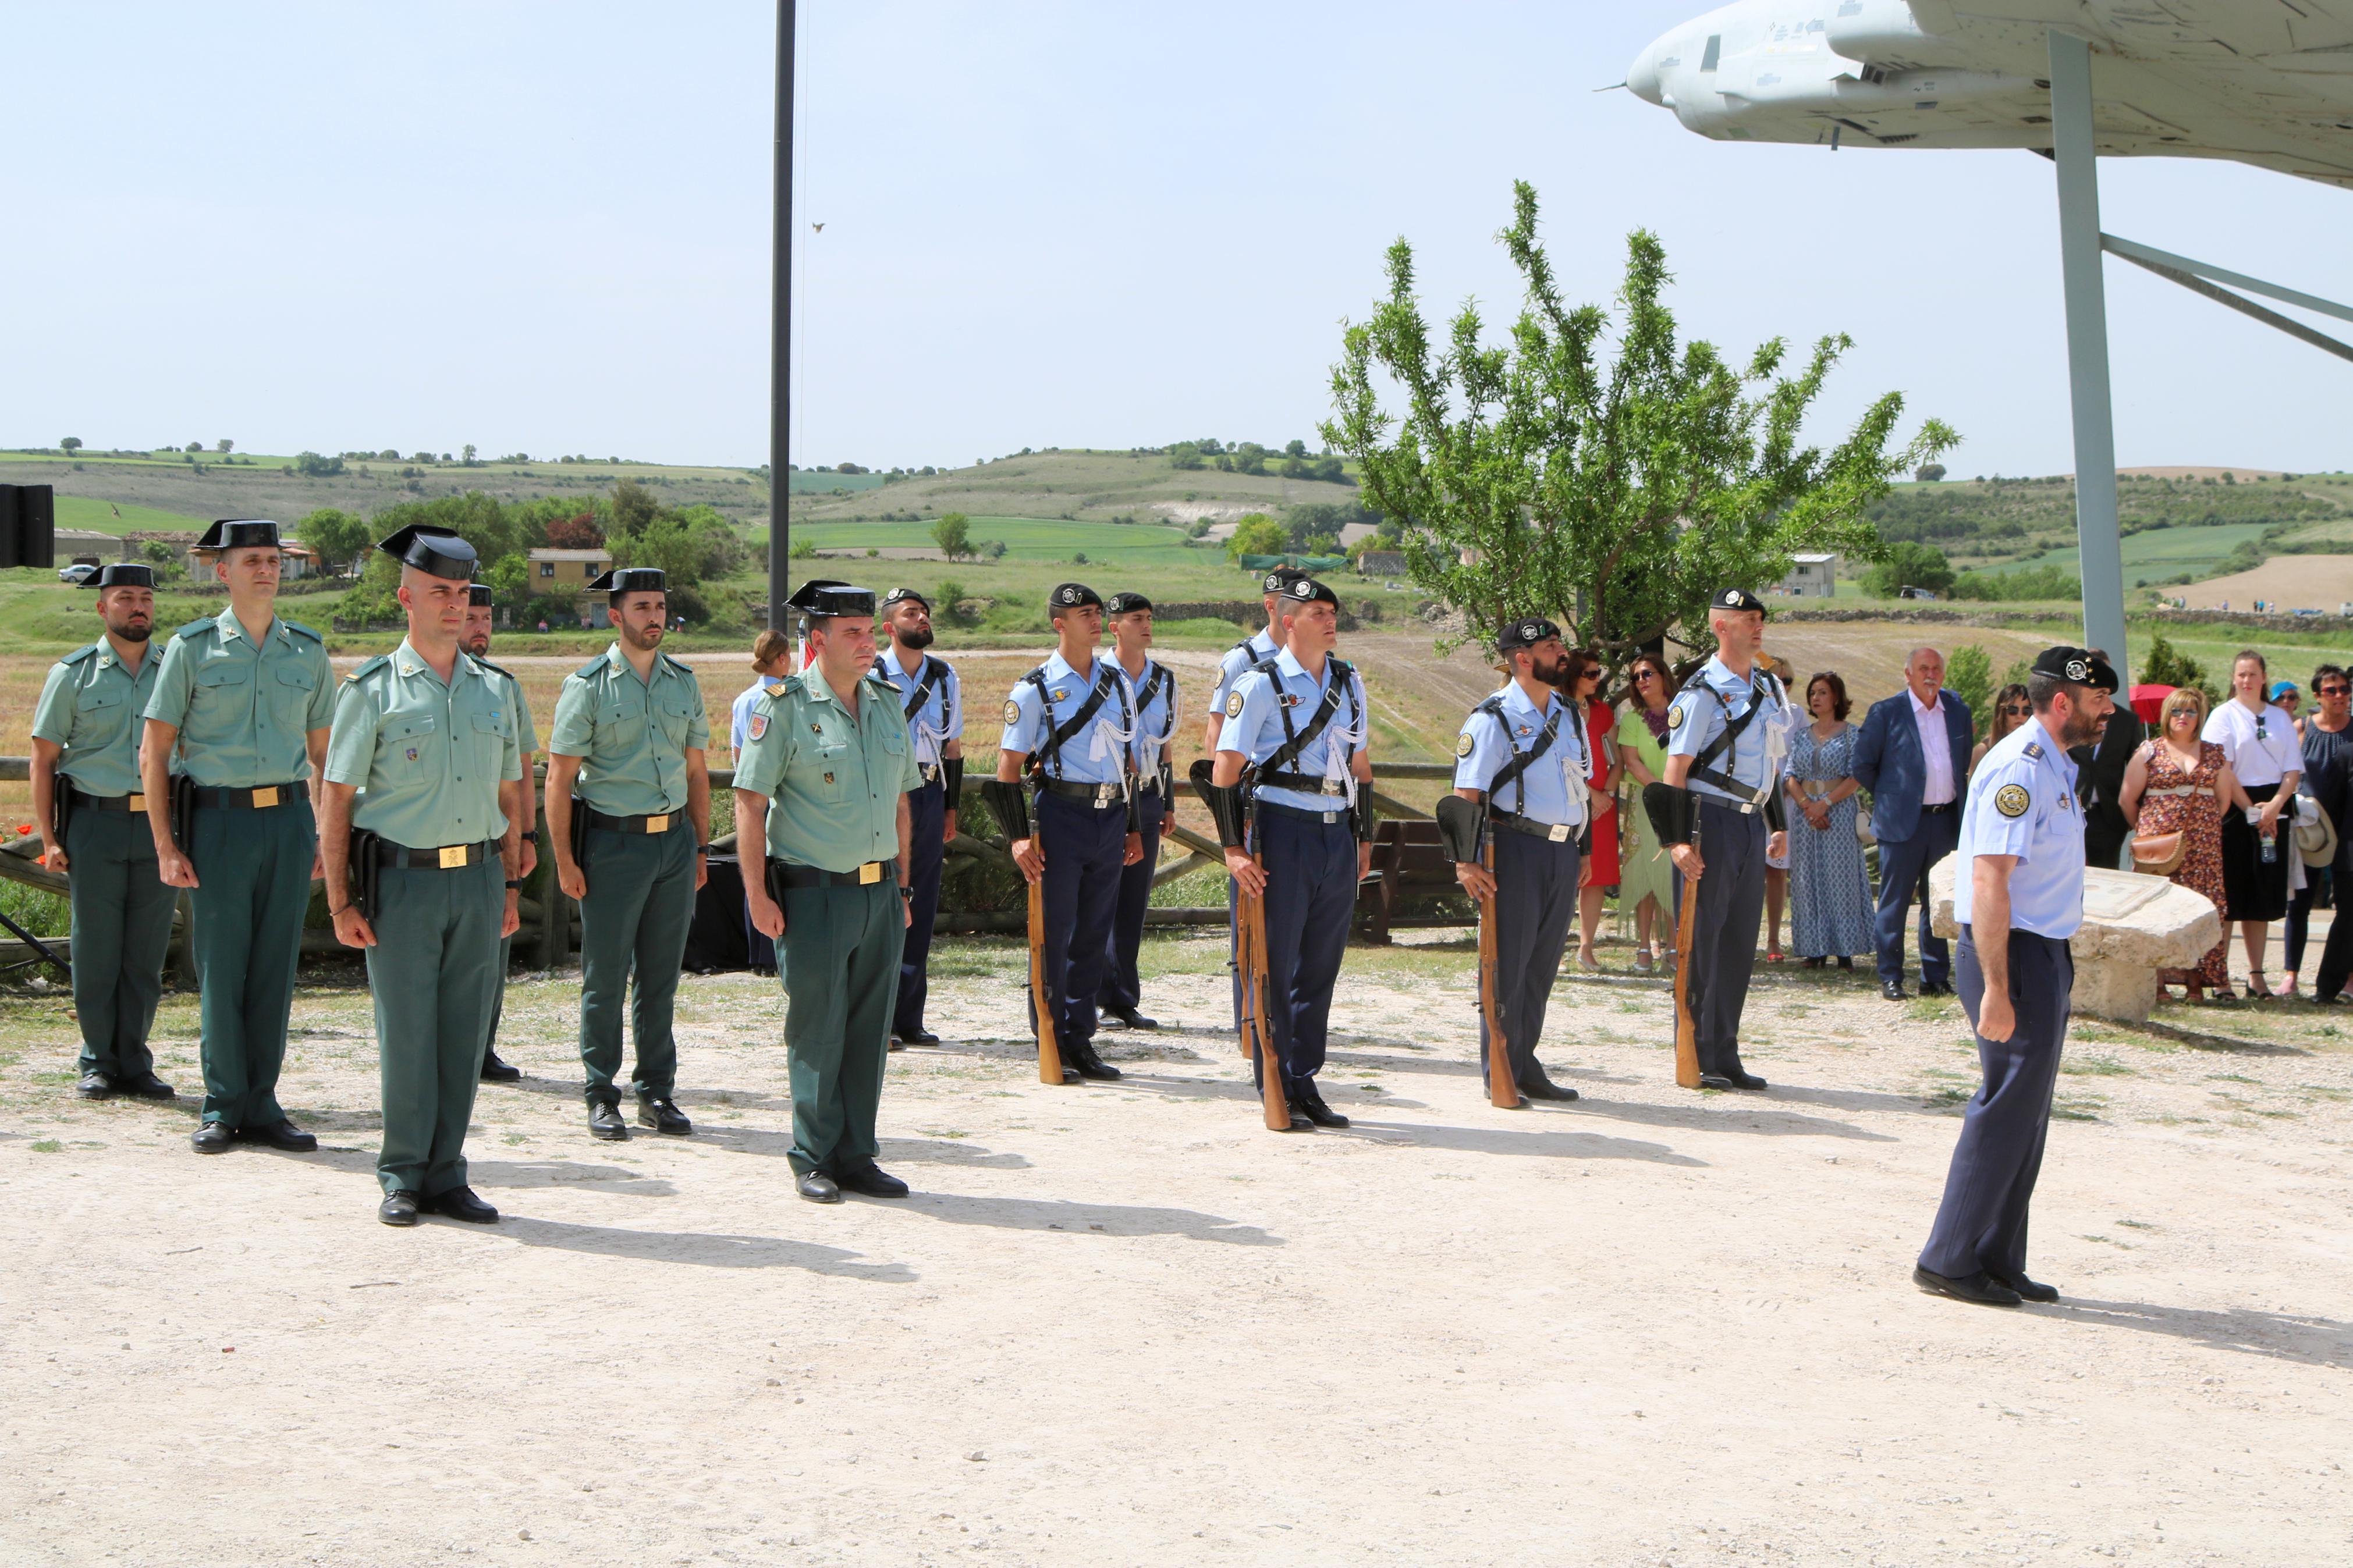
[1034,791,1127,1052]
[2287,868,2327,975]
[895,778,947,1032]
[1097,787,1166,1014]
[1479,829,1581,1088]
[1919,927,2071,1280]
[1255,808,1356,1087]
[1684,801,1766,1077]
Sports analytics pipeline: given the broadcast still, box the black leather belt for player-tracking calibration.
[1922,801,1957,815]
[585,806,684,834]
[374,838,500,870]
[768,859,897,890]
[1698,795,1765,816]
[1038,778,1126,808]
[1259,771,1351,798]
[192,781,309,809]
[1257,799,1354,828]
[1492,812,1582,843]
[67,786,149,812]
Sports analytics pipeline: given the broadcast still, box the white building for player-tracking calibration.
[1779,553,1837,599]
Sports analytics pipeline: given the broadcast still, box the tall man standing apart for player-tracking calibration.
[872,587,962,1047]
[998,583,1143,1083]
[546,567,711,1143]
[1213,577,1373,1130]
[321,527,522,1227]
[33,564,178,1103]
[1649,589,1792,1091]
[1098,591,1176,1032]
[1916,648,2114,1307]
[463,583,537,1084]
[144,520,336,1154]
[1445,617,1591,1103]
[738,581,917,1203]
[1853,647,1973,1001]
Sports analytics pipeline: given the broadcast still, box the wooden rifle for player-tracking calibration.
[1476,837,1520,1108]
[1236,863,1289,1130]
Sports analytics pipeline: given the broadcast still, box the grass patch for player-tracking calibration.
[2061,1055,2134,1076]
[30,1139,62,1153]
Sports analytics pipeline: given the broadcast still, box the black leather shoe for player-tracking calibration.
[588,1101,630,1141]
[637,1096,693,1135]
[1277,1108,1315,1132]
[1919,980,1955,998]
[1913,1265,2021,1307]
[76,1071,116,1100]
[479,1050,521,1083]
[239,1119,318,1151]
[888,1034,905,1052]
[1099,1005,1158,1031]
[1294,1085,1350,1128]
[895,1026,941,1046]
[1520,1075,1580,1103]
[379,1190,421,1227]
[796,1169,843,1204]
[835,1162,909,1199]
[119,1072,176,1100]
[1986,1267,2059,1304]
[425,1185,499,1224]
[1063,1042,1122,1081]
[1881,979,1908,1001]
[191,1121,236,1154]
[1698,1069,1769,1091]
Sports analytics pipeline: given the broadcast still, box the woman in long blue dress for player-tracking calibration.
[1783,671,1876,967]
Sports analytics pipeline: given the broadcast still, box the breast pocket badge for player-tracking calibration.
[404,746,420,762]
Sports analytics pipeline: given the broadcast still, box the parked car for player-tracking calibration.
[56,563,100,585]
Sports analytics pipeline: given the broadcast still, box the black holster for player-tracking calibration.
[978,778,1032,842]
[1433,794,1484,863]
[168,774,196,854]
[942,756,964,812]
[1125,781,1142,834]
[567,794,590,868]
[348,829,382,923]
[51,778,74,848]
[1349,791,1375,844]
[1188,759,1250,849]
[1642,781,1697,847]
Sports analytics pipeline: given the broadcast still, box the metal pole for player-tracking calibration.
[2048,30,2128,671]
[768,0,796,631]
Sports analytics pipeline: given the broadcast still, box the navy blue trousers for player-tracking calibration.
[1919,927,2071,1280]
[895,778,947,1033]
[1256,808,1356,1087]
[1875,807,1959,989]
[1685,801,1766,1077]
[1479,829,1581,1088]
[1035,790,1127,1051]
[1097,787,1166,1013]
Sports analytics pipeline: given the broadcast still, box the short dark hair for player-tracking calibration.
[2314,663,2350,694]
[1805,670,1851,721]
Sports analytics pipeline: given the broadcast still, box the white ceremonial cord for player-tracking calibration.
[1321,673,1369,806]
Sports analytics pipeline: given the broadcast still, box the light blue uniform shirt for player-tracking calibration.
[1452,681,1588,829]
[1209,630,1279,719]
[1951,718,2086,940]
[33,638,164,799]
[730,677,768,756]
[1218,648,1368,815]
[1121,655,1179,773]
[1665,655,1794,807]
[872,648,964,768]
[998,652,1137,786]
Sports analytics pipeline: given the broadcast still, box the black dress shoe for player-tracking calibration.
[835,1162,909,1199]
[191,1121,236,1154]
[118,1072,176,1100]
[796,1169,843,1204]
[1520,1075,1580,1103]
[637,1096,693,1135]
[1063,1042,1122,1081]
[1698,1069,1769,1091]
[1986,1267,2059,1304]
[896,1026,941,1046]
[76,1071,116,1100]
[239,1120,318,1151]
[379,1190,421,1227]
[1293,1084,1350,1128]
[588,1101,630,1141]
[424,1185,499,1224]
[1276,1108,1315,1132]
[1913,1264,2021,1307]
[1100,1005,1158,1031]
[1919,980,1955,998]
[479,1050,521,1084]
[1881,979,1908,1001]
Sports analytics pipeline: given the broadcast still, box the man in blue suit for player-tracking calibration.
[1852,648,1975,1001]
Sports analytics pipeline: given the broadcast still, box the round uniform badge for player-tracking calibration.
[1667,702,1686,730]
[1454,732,1475,758]
[1226,690,1245,719]
[2065,658,2089,682]
[1995,783,2032,819]
[1002,698,1021,724]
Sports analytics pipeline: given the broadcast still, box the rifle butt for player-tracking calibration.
[1028,860,1061,1085]
[1672,863,1702,1090]
[1478,844,1517,1109]
[1242,880,1289,1131]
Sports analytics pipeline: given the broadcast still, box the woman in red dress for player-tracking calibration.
[1563,652,1620,969]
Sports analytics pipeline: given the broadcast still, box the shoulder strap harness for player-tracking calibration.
[1250,657,1361,795]
[1478,695,1571,818]
[1023,662,1132,782]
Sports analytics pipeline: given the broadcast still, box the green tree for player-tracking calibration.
[293,450,345,477]
[609,478,661,542]
[1945,643,1994,738]
[1861,541,1955,598]
[2141,631,2219,702]
[215,439,233,454]
[932,511,973,560]
[461,443,479,466]
[1233,442,1270,476]
[367,492,524,569]
[294,506,371,570]
[1225,513,1287,562]
[1324,182,1954,671]
[1168,442,1204,472]
[59,436,81,454]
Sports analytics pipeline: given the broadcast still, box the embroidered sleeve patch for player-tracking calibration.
[1454,732,1475,758]
[1666,702,1687,730]
[1002,699,1021,725]
[1994,783,2031,819]
[747,712,768,742]
[1226,691,1245,719]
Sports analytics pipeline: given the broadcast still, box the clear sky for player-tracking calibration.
[7,1,2347,477]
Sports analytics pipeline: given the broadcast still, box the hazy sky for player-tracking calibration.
[8,1,2348,477]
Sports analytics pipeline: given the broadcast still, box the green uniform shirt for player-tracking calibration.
[481,660,540,756]
[144,607,336,788]
[325,639,524,851]
[33,638,164,798]
[546,643,708,815]
[734,671,919,873]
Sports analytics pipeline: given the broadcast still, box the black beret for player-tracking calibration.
[1105,591,1153,616]
[1496,616,1563,651]
[1049,582,1103,612]
[468,584,495,607]
[1280,578,1338,607]
[1709,587,1766,615]
[786,578,875,618]
[86,563,157,590]
[590,566,669,598]
[196,518,281,552]
[1261,566,1309,595]
[376,524,478,582]
[882,586,930,612]
[2031,646,2120,694]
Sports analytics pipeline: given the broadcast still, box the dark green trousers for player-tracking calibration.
[190,800,316,1129]
[576,826,695,1104]
[66,808,178,1080]
[484,931,512,1053]
[367,860,502,1197]
[780,881,903,1176]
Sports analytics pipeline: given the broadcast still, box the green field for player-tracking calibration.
[54,496,207,537]
[788,470,887,495]
[796,515,1209,567]
[2001,522,2275,586]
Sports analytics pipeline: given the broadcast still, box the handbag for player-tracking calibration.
[1854,805,1876,848]
[2131,831,2187,876]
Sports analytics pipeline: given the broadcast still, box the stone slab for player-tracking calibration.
[1926,860,2223,1024]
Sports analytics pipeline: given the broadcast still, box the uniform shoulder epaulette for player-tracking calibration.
[174,618,219,641]
[573,654,609,680]
[56,644,98,667]
[763,678,792,699]
[2022,740,2044,760]
[344,653,391,684]
[283,620,324,644]
[659,650,695,676]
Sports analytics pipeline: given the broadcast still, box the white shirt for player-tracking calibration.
[2203,698,2301,790]
[1910,687,1957,806]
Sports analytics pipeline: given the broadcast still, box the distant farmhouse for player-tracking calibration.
[1779,553,1837,599]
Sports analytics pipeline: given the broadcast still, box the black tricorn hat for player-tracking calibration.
[468,583,495,607]
[882,586,931,612]
[376,524,478,581]
[2031,645,2120,694]
[86,563,157,591]
[196,518,281,552]
[588,566,668,598]
[1049,582,1103,613]
[1496,615,1563,651]
[1105,591,1153,616]
[787,578,876,618]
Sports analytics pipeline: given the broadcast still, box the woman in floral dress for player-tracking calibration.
[1783,672,1875,966]
[2120,687,2242,1000]
[1614,653,1680,973]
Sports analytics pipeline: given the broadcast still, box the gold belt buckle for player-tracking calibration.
[857,861,882,885]
[251,785,281,808]
[127,793,145,811]
[644,813,670,833]
[438,844,469,870]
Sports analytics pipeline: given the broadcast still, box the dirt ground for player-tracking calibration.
[2173,554,2353,614]
[3,925,2350,1567]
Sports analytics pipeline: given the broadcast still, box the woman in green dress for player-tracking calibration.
[1614,652,1679,975]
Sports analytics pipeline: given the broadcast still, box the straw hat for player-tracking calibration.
[2295,798,2338,869]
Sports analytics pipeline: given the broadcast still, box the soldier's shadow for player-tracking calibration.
[1333,1118,1705,1167]
[898,1192,1281,1247]
[1522,1093,1898,1143]
[2040,1297,2353,1369]
[1108,1071,1430,1112]
[486,1214,917,1281]
[696,1123,1032,1170]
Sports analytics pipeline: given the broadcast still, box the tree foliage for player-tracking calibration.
[932,511,973,560]
[294,507,371,570]
[1224,513,1288,562]
[1860,541,1955,598]
[1944,643,1994,738]
[1324,182,1955,671]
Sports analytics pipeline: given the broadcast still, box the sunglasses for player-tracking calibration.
[1634,669,1659,682]
[2002,704,2031,716]
[2320,685,2351,697]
